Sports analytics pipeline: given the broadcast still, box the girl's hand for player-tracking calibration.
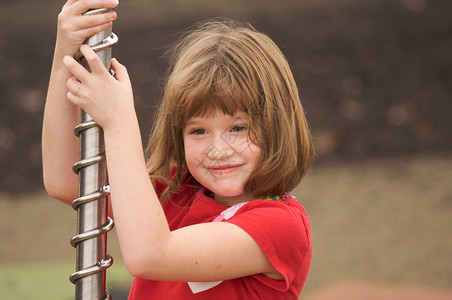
[63,45,135,131]
[56,0,119,58]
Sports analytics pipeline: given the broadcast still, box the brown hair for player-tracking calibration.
[145,18,315,202]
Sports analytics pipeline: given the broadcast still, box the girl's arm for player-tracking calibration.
[63,46,281,282]
[42,0,118,205]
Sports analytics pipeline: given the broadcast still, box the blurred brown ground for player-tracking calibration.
[2,156,451,299]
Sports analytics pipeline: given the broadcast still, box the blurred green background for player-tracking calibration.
[1,0,451,299]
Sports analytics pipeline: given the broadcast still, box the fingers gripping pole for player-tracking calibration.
[71,8,118,300]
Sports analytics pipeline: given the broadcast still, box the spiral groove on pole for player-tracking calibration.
[71,8,118,300]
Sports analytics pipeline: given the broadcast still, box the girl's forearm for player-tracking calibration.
[103,115,171,275]
[42,54,80,204]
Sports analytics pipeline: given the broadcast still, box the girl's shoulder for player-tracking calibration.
[242,195,309,217]
[225,195,311,236]
[225,196,312,293]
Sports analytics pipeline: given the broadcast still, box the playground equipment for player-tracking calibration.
[69,7,118,300]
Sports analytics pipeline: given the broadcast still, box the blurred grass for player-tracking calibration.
[0,194,132,299]
[1,155,451,299]
[0,262,74,300]
[0,262,132,300]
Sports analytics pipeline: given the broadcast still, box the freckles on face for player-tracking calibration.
[182,110,261,202]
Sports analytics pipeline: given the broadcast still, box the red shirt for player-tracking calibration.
[128,185,312,299]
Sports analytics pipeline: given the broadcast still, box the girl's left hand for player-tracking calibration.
[63,44,135,131]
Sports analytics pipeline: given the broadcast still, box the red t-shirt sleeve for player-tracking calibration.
[225,200,312,292]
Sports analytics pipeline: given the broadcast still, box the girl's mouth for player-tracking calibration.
[208,164,242,174]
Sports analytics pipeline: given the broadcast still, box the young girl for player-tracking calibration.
[42,0,315,298]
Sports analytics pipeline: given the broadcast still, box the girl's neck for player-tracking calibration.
[208,191,296,206]
[210,192,256,206]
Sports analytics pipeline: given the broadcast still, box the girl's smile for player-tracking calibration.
[183,109,261,206]
[207,163,244,175]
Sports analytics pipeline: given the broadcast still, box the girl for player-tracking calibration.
[42,0,315,298]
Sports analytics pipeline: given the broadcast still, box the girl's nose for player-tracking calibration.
[205,137,235,160]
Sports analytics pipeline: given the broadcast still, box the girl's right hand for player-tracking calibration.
[56,0,118,58]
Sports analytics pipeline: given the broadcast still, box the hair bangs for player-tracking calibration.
[175,61,256,128]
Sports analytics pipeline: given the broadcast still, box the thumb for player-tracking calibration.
[111,58,129,82]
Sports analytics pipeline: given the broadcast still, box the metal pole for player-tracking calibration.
[70,8,118,300]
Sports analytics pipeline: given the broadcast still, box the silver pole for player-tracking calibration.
[70,8,118,300]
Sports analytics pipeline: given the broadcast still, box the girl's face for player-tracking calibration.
[183,109,261,206]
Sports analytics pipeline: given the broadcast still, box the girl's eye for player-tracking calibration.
[230,125,247,133]
[190,128,207,135]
